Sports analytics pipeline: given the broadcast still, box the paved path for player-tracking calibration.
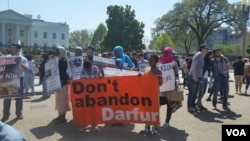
[1,75,249,141]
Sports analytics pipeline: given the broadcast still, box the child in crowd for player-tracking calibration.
[140,54,162,136]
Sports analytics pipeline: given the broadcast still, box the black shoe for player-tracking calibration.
[1,116,9,122]
[223,106,230,111]
[197,105,207,111]
[52,116,60,121]
[16,115,23,120]
[213,104,217,110]
[54,118,67,124]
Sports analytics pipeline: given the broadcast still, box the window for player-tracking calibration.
[34,43,38,48]
[7,29,12,36]
[43,44,47,48]
[61,34,65,40]
[20,30,24,37]
[53,33,56,39]
[34,31,38,38]
[43,32,47,38]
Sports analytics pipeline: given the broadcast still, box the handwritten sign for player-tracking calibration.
[159,63,175,92]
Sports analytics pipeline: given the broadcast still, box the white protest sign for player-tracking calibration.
[45,58,62,95]
[159,63,175,92]
[67,56,83,79]
[103,67,141,77]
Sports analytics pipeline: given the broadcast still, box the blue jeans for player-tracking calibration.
[3,77,24,117]
[24,70,35,94]
[196,78,208,106]
[42,77,50,98]
[187,75,203,108]
[212,76,229,107]
[245,76,250,90]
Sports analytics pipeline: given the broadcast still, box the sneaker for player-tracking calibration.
[78,127,85,132]
[162,122,170,129]
[206,97,211,101]
[16,115,23,120]
[140,125,150,134]
[93,126,99,132]
[151,127,158,136]
[213,104,217,110]
[188,107,196,113]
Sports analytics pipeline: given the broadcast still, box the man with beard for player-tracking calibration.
[1,44,28,122]
[210,49,230,110]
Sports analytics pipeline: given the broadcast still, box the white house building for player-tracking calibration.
[0,9,69,49]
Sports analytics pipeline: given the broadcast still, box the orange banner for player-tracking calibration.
[69,74,159,126]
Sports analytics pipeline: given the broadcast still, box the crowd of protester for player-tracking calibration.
[0,42,246,138]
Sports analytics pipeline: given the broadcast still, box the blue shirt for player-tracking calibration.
[0,121,26,141]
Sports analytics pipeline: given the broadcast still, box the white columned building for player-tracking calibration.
[0,9,69,49]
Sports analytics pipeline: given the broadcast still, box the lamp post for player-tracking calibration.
[241,0,250,57]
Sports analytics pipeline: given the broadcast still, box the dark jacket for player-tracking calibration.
[58,58,69,86]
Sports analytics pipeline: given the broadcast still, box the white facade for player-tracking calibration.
[0,9,69,48]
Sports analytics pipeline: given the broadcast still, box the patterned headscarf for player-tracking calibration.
[159,47,174,64]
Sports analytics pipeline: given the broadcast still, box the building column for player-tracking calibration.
[1,23,5,47]
[15,24,19,44]
[27,26,32,47]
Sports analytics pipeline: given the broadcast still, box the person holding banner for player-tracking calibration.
[115,58,124,70]
[75,46,83,57]
[158,46,179,129]
[112,46,135,70]
[78,60,101,132]
[1,44,28,122]
[140,54,162,136]
[85,45,95,62]
[137,53,149,72]
[52,46,71,124]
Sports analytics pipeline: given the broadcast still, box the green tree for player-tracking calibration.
[154,33,174,51]
[153,0,241,50]
[102,5,145,52]
[214,44,241,56]
[247,44,250,55]
[91,23,107,54]
[69,29,93,48]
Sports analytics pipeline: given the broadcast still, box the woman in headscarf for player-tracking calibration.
[159,46,179,129]
[115,58,124,70]
[53,46,71,124]
[112,46,135,70]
